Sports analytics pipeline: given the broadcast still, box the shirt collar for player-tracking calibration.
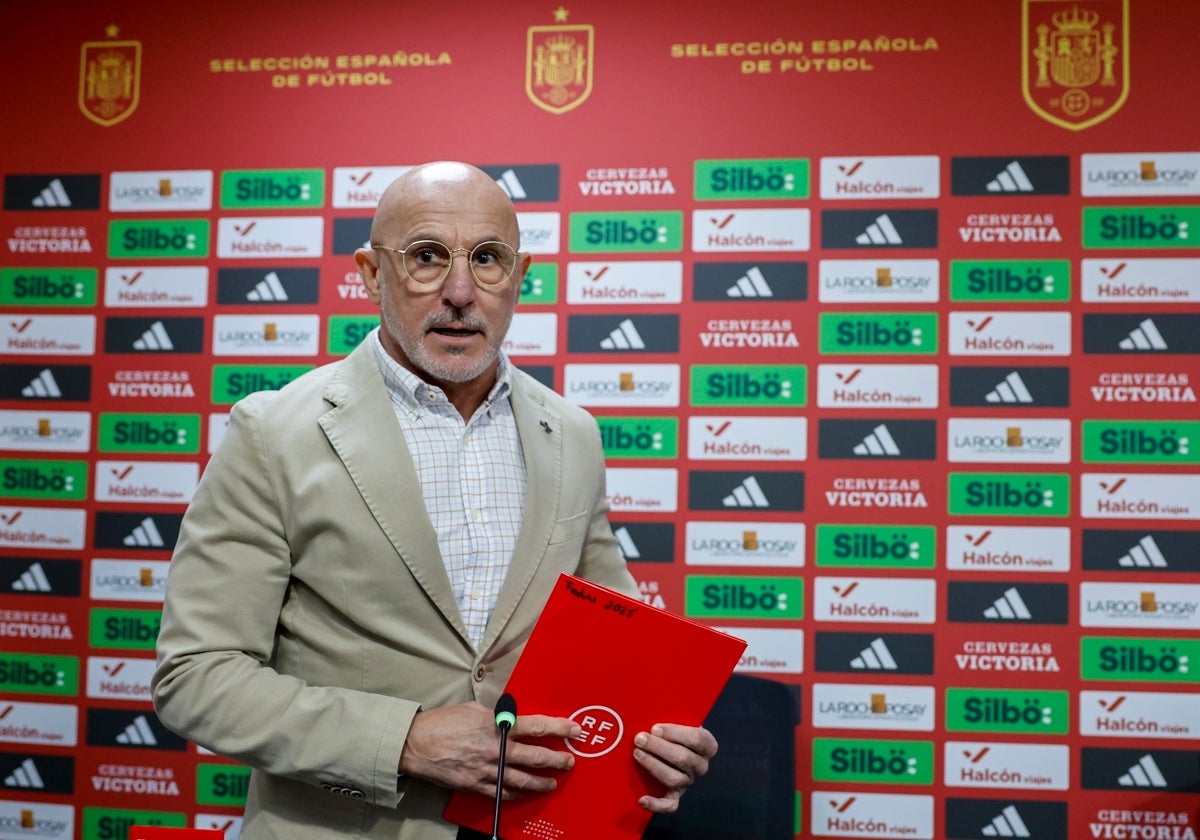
[370,326,513,418]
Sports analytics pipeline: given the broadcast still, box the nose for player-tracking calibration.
[440,250,477,307]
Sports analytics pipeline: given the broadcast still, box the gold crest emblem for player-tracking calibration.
[1022,1,1129,131]
[79,24,141,127]
[526,9,593,114]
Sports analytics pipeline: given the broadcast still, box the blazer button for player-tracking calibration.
[474,665,486,682]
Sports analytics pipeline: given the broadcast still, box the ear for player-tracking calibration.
[355,248,383,304]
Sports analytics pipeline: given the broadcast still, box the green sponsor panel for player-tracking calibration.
[812,737,934,785]
[947,472,1070,517]
[0,652,79,696]
[0,267,97,306]
[596,416,678,458]
[1081,420,1200,464]
[220,168,325,208]
[0,458,87,501]
[327,315,379,356]
[689,364,807,407]
[108,219,210,258]
[568,211,683,253]
[89,608,161,651]
[197,763,252,806]
[1081,637,1200,683]
[97,413,201,454]
[949,259,1071,302]
[818,313,938,355]
[945,688,1069,735]
[685,575,804,620]
[1083,205,1200,249]
[211,364,315,403]
[520,263,559,304]
[815,524,937,568]
[694,158,810,200]
[82,808,187,840]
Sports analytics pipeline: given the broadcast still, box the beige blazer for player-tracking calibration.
[152,338,636,839]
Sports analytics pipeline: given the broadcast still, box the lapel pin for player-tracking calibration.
[540,420,552,434]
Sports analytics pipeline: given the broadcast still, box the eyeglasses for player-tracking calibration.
[371,239,521,288]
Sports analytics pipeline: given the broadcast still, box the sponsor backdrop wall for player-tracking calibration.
[1,1,1198,838]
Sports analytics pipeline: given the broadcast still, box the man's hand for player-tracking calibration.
[632,723,718,813]
[399,702,581,798]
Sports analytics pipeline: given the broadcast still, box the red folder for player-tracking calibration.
[444,573,747,839]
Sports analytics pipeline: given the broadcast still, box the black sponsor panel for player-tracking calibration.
[517,364,555,390]
[103,317,205,354]
[820,209,939,249]
[0,364,91,401]
[817,418,937,460]
[1083,314,1200,354]
[3,174,102,210]
[688,471,804,512]
[949,366,1070,407]
[332,217,372,255]
[610,521,675,563]
[0,557,82,596]
[478,164,560,202]
[0,751,74,794]
[946,581,1069,624]
[1080,747,1200,793]
[949,156,1071,196]
[692,261,808,302]
[92,512,183,551]
[1082,529,1200,573]
[813,631,934,675]
[216,267,321,304]
[567,314,679,354]
[86,708,188,751]
[945,798,1068,840]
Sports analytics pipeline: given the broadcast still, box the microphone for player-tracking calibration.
[492,693,517,840]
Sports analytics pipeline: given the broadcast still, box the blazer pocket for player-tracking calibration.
[547,510,589,546]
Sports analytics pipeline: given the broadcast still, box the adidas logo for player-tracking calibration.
[1118,535,1168,568]
[30,178,72,208]
[116,714,158,746]
[246,271,289,301]
[1118,318,1168,350]
[494,169,527,200]
[4,758,44,789]
[986,161,1035,193]
[132,321,175,351]
[983,587,1033,620]
[1118,754,1167,787]
[855,214,903,245]
[613,526,640,559]
[21,368,62,398]
[600,319,646,350]
[850,637,898,670]
[11,562,52,593]
[853,424,901,456]
[722,476,770,508]
[123,517,166,547]
[981,804,1031,837]
[985,372,1034,404]
[726,267,774,298]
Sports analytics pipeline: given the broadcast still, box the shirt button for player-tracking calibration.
[470,509,481,522]
[474,665,487,682]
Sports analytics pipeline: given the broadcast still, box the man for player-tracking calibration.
[152,161,716,839]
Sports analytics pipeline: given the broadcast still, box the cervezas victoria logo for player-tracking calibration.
[1023,1,1129,130]
[79,24,141,126]
[527,9,593,114]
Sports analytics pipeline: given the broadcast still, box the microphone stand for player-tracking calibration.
[492,693,517,840]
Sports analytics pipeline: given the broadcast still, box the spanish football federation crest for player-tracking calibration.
[1022,0,1129,131]
[79,25,141,127]
[526,11,594,114]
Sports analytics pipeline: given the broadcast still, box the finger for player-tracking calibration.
[638,788,685,814]
[506,740,577,773]
[511,713,581,741]
[633,734,700,791]
[648,723,718,759]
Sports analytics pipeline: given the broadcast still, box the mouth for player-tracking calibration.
[429,324,483,340]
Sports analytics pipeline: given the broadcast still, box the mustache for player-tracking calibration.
[424,307,488,333]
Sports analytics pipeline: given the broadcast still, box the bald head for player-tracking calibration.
[370,162,520,248]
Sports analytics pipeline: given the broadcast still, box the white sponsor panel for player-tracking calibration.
[211,314,320,356]
[109,169,214,211]
[817,364,939,409]
[93,460,199,505]
[0,506,86,550]
[722,627,804,674]
[812,684,936,731]
[216,216,324,258]
[566,260,683,304]
[104,265,209,307]
[605,468,677,513]
[946,418,1072,463]
[944,741,1069,790]
[563,364,680,407]
[0,410,90,453]
[331,165,414,208]
[90,559,171,602]
[208,413,231,454]
[516,211,561,255]
[1081,258,1200,303]
[687,416,807,461]
[685,521,805,568]
[196,814,244,839]
[692,209,810,252]
[814,577,937,624]
[1081,152,1200,196]
[1080,690,1200,739]
[501,313,557,356]
[86,656,156,701]
[819,259,940,303]
[948,311,1071,356]
[945,525,1071,572]
[1082,473,1200,520]
[820,155,941,200]
[1080,582,1200,629]
[1,314,96,356]
[811,791,935,839]
[0,700,78,747]
[0,799,74,839]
